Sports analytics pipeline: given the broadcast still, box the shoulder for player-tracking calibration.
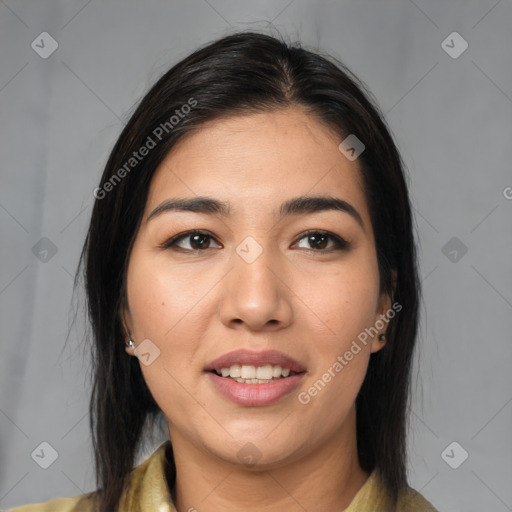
[6,441,174,512]
[352,470,439,512]
[5,493,97,512]
[397,485,439,512]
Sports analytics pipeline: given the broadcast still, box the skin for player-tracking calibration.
[122,107,393,512]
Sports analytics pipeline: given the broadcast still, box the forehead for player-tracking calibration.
[145,108,369,224]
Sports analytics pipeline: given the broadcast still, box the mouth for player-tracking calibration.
[204,348,307,382]
[204,349,307,405]
[206,368,306,406]
[208,364,303,384]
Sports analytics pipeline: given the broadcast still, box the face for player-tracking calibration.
[123,108,392,469]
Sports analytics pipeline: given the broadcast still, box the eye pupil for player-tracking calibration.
[309,234,327,250]
[191,234,210,249]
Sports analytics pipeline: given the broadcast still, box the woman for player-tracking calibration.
[10,31,438,511]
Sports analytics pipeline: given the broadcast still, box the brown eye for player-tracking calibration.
[161,231,222,251]
[295,231,350,252]
[187,233,212,250]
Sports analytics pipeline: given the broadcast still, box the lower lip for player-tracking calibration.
[206,372,305,406]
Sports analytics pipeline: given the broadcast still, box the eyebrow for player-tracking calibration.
[147,195,365,231]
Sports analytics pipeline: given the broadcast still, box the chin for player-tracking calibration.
[207,435,307,470]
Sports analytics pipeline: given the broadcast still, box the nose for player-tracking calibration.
[218,244,293,332]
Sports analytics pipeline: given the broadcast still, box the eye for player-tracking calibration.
[294,230,350,252]
[160,229,350,253]
[160,230,222,251]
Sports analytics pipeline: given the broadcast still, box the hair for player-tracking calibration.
[77,30,421,511]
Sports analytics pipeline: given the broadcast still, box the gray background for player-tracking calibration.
[1,1,511,511]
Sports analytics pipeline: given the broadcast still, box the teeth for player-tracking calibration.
[235,378,274,384]
[216,364,296,380]
[256,365,273,380]
[241,365,256,379]
[229,364,241,378]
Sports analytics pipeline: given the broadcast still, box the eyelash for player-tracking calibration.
[159,229,350,253]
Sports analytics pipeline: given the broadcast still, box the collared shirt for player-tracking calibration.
[7,441,438,511]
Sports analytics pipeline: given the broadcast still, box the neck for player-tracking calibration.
[167,407,370,512]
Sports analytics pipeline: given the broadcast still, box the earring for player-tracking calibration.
[378,333,386,342]
[125,339,135,349]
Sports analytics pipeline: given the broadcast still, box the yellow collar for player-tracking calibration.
[116,441,437,511]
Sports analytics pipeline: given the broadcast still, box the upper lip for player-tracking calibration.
[205,349,307,373]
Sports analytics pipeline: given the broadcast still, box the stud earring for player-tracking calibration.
[125,339,135,349]
[378,333,386,342]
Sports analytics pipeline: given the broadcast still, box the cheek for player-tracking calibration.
[294,262,379,409]
[296,285,375,439]
[126,252,213,340]
[126,254,206,422]
[297,261,380,342]
[124,251,206,400]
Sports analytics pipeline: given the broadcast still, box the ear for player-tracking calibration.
[371,269,397,354]
[119,298,135,356]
